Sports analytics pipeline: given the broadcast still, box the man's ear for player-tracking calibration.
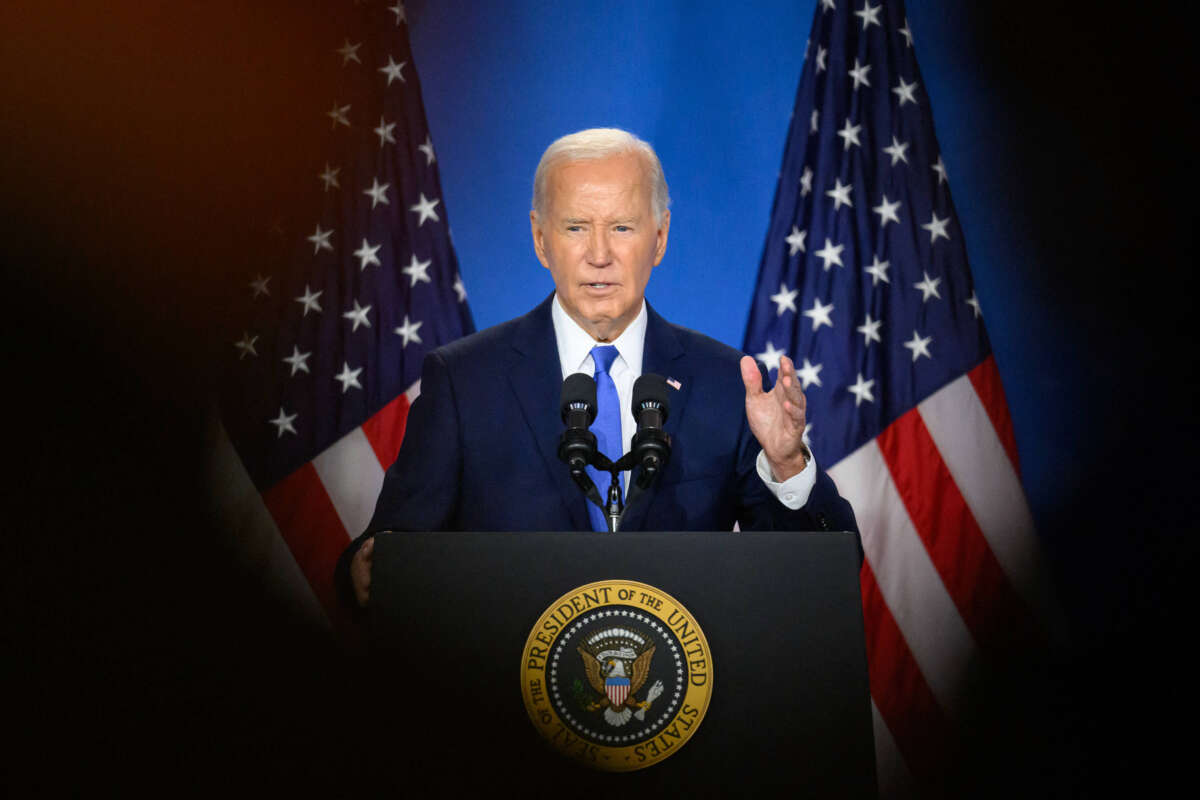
[530,210,550,270]
[652,208,671,266]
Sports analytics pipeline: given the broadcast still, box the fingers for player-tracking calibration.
[777,356,801,396]
[351,537,375,608]
[739,355,763,397]
[775,356,807,423]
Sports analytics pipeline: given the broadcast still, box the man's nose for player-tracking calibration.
[586,229,612,266]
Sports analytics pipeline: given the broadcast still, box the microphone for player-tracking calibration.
[558,373,598,472]
[557,374,608,514]
[629,373,672,490]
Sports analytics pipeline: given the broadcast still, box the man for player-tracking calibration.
[337,128,857,609]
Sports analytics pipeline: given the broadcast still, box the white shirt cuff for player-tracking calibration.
[756,449,817,510]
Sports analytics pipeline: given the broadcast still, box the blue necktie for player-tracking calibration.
[586,345,624,531]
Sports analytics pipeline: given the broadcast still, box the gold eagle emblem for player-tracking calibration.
[577,627,665,727]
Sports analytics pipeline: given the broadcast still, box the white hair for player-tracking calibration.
[531,128,671,224]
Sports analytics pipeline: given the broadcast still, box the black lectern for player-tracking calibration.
[368,531,874,795]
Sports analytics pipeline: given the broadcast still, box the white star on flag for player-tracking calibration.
[318,163,340,191]
[921,212,951,243]
[883,136,909,166]
[334,362,363,393]
[932,155,948,184]
[770,283,799,315]
[800,166,813,196]
[826,179,853,210]
[855,2,882,29]
[756,341,786,373]
[893,77,919,106]
[846,373,875,406]
[418,135,435,165]
[816,46,827,72]
[857,314,883,346]
[914,271,943,301]
[810,109,820,133]
[453,274,467,302]
[785,226,807,255]
[873,194,901,227]
[268,407,298,438]
[966,291,983,318]
[388,2,406,25]
[307,225,333,254]
[903,330,934,361]
[364,178,391,209]
[797,358,823,389]
[802,297,834,331]
[837,118,862,150]
[864,255,891,285]
[283,346,311,376]
[899,18,914,46]
[402,254,432,286]
[374,116,397,147]
[294,285,322,316]
[326,102,351,128]
[234,333,258,359]
[354,238,382,270]
[410,193,441,226]
[379,55,406,86]
[336,39,362,65]
[394,315,423,347]
[848,58,872,90]
[249,274,270,298]
[815,238,845,270]
[343,299,372,332]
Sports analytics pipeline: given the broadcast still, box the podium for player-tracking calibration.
[368,531,875,795]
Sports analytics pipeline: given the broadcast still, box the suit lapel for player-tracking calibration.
[620,302,691,531]
[506,295,592,531]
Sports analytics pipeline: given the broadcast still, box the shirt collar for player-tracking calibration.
[551,293,647,378]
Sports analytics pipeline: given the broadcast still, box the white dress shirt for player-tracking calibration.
[550,294,817,509]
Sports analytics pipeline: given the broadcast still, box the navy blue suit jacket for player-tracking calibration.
[336,295,857,604]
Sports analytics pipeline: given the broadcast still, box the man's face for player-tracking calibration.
[531,152,670,342]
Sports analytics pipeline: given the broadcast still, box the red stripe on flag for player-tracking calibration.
[861,563,951,782]
[361,392,412,471]
[262,463,350,618]
[968,356,1020,476]
[877,408,1039,655]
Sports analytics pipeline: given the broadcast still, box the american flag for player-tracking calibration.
[744,1,1059,794]
[217,2,473,621]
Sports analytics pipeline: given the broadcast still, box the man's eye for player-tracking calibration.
[614,225,631,232]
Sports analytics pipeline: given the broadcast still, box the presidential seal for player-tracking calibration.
[520,580,713,771]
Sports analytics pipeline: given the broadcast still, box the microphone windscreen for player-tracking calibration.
[632,373,671,423]
[560,373,598,423]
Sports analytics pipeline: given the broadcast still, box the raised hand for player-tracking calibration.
[739,354,810,482]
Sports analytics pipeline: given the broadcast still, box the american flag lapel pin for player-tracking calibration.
[666,377,681,390]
